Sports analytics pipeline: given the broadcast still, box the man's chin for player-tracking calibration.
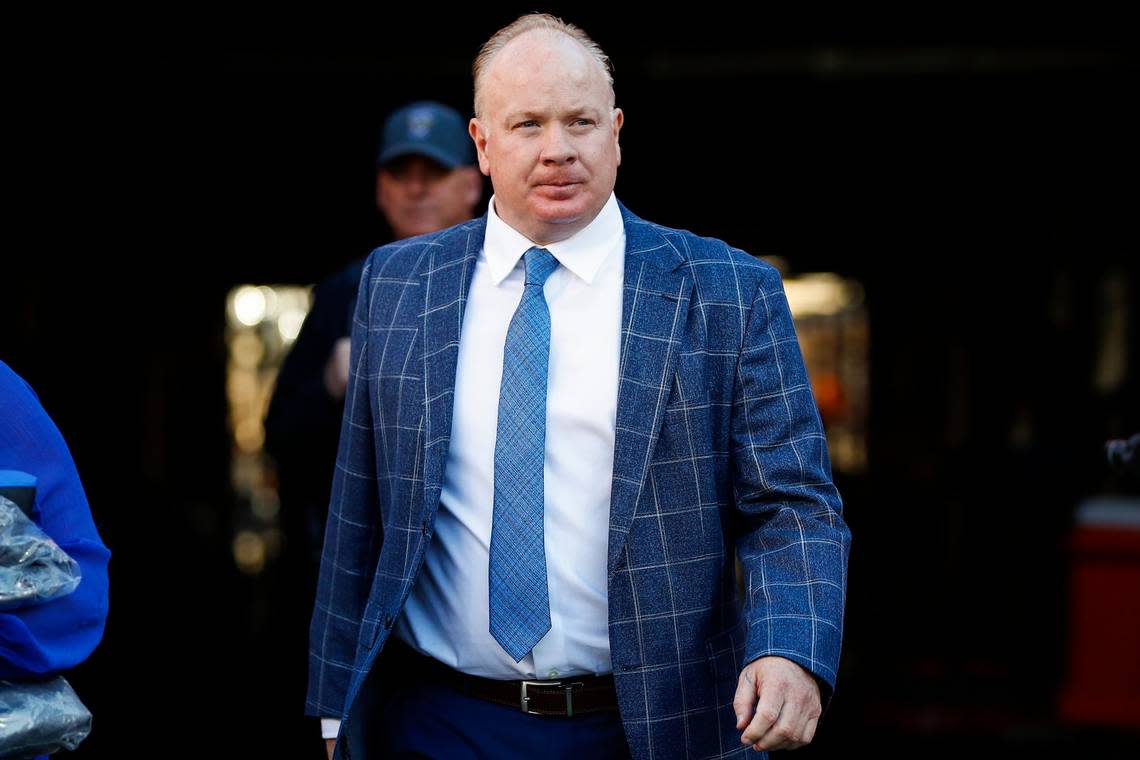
[523,213,599,244]
[530,199,593,227]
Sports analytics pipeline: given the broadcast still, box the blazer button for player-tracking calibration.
[382,614,393,629]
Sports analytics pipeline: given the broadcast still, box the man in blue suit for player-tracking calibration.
[307,13,850,760]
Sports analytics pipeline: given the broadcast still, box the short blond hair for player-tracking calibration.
[472,13,614,119]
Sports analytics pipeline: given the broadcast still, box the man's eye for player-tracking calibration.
[516,120,539,128]
[574,119,594,127]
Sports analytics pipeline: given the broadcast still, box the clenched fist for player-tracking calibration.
[734,656,821,752]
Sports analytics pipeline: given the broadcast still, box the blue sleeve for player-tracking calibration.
[730,267,851,714]
[0,361,111,678]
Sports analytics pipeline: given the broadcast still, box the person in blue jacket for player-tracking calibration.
[0,359,110,681]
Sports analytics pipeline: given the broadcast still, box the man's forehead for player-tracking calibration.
[494,63,594,88]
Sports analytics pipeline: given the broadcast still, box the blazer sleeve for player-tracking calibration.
[305,256,385,719]
[730,265,851,714]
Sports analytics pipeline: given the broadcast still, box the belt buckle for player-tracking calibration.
[520,679,585,716]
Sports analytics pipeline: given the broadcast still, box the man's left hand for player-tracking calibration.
[733,655,821,752]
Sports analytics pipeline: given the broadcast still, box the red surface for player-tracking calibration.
[1058,527,1140,727]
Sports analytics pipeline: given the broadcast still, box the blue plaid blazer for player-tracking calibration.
[306,202,851,760]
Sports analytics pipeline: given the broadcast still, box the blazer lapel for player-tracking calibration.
[607,203,693,580]
[421,216,486,521]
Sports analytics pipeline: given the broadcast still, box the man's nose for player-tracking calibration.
[540,125,576,165]
[404,173,430,195]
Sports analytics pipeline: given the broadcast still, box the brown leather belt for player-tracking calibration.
[385,635,619,718]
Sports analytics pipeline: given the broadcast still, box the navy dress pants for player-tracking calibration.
[373,669,632,759]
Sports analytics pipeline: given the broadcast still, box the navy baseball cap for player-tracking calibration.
[377,101,476,169]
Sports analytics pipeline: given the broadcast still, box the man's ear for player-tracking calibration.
[469,118,492,176]
[612,107,624,166]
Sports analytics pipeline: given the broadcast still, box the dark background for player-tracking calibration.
[4,7,1138,758]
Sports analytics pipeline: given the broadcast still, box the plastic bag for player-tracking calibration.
[0,676,92,758]
[1,492,92,756]
[0,496,80,609]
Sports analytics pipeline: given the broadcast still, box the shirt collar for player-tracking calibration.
[483,192,623,286]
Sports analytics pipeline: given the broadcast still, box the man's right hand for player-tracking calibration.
[325,738,336,760]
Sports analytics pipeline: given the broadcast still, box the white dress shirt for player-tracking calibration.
[323,193,625,738]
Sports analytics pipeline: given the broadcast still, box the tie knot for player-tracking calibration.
[523,247,558,288]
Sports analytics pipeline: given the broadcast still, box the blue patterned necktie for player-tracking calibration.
[489,246,559,662]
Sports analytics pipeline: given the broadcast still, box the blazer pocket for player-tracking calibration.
[665,349,710,410]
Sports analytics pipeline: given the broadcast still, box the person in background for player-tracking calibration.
[265,100,483,569]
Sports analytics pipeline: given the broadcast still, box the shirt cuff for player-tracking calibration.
[321,719,341,739]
